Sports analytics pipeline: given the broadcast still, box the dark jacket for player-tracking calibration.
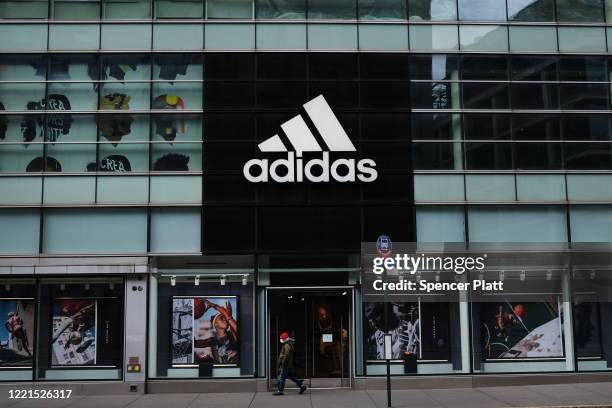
[277,340,295,370]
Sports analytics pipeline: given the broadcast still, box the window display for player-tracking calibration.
[574,301,603,359]
[363,301,450,361]
[481,299,564,359]
[0,299,35,367]
[171,296,239,366]
[50,297,122,366]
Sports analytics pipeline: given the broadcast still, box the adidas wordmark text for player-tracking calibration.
[243,95,378,183]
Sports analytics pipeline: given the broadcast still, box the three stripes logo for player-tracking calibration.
[243,95,378,183]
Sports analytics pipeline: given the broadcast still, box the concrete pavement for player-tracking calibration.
[1,382,612,408]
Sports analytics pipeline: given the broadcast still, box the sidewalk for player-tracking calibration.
[1,382,612,408]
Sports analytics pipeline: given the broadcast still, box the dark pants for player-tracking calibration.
[277,367,303,392]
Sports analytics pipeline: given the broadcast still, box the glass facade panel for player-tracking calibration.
[150,207,201,253]
[359,0,407,19]
[256,0,305,18]
[408,0,457,20]
[0,209,40,254]
[459,25,508,51]
[308,0,356,19]
[409,25,459,51]
[207,0,252,18]
[458,0,506,20]
[558,27,607,52]
[509,26,558,52]
[468,206,568,242]
[571,205,612,242]
[42,208,147,253]
[556,0,604,21]
[104,0,151,18]
[156,0,204,18]
[0,0,48,18]
[507,0,555,20]
[465,174,515,201]
[416,206,465,242]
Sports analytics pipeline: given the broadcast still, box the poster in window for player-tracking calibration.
[482,299,564,359]
[171,296,239,366]
[0,299,35,366]
[574,301,603,359]
[51,299,96,365]
[364,302,421,360]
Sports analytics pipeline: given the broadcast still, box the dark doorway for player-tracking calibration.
[268,289,351,388]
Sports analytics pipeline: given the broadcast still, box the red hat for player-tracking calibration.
[279,332,290,343]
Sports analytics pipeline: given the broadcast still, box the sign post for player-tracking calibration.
[384,333,392,407]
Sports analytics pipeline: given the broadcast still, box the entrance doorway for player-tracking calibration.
[268,288,352,389]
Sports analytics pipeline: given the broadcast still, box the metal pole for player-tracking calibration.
[386,358,391,408]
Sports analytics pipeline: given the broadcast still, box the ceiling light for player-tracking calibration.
[194,275,200,286]
[520,271,526,282]
[220,275,226,286]
[242,275,248,286]
[170,276,176,287]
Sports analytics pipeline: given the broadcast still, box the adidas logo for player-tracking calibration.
[243,95,378,183]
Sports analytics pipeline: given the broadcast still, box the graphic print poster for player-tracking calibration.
[0,299,35,366]
[482,299,564,359]
[51,299,96,365]
[171,296,239,365]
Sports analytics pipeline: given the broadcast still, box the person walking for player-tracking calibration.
[273,332,307,396]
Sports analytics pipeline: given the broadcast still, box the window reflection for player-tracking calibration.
[408,0,457,20]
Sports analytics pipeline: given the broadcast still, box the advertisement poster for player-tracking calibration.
[364,302,421,360]
[51,299,96,365]
[482,299,564,359]
[0,299,35,366]
[172,296,239,365]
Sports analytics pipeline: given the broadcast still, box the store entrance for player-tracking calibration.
[268,289,351,389]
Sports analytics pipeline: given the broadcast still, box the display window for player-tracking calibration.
[36,277,124,380]
[149,273,254,378]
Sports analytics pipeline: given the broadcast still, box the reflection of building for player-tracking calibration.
[1,0,612,395]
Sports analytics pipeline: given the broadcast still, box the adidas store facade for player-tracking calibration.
[2,19,612,393]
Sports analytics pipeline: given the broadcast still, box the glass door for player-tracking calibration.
[268,289,351,389]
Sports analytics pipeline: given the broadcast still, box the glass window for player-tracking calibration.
[558,27,607,52]
[413,142,461,169]
[149,275,255,378]
[461,55,508,80]
[42,208,147,253]
[0,54,46,111]
[150,207,201,253]
[507,0,554,20]
[570,205,612,242]
[512,114,560,140]
[308,0,356,19]
[511,55,558,81]
[416,206,465,242]
[361,114,410,140]
[0,0,48,18]
[514,142,563,170]
[256,0,305,18]
[509,26,558,52]
[37,278,124,380]
[458,0,506,20]
[409,54,459,80]
[459,25,508,51]
[156,0,204,18]
[256,24,307,49]
[309,54,358,79]
[411,113,457,140]
[409,25,459,51]
[466,174,515,201]
[468,205,568,242]
[463,114,511,140]
[99,54,151,111]
[360,82,409,108]
[511,83,559,109]
[408,0,457,20]
[97,114,149,173]
[257,54,307,79]
[411,82,458,109]
[560,57,607,81]
[465,142,513,169]
[151,114,202,171]
[556,0,604,21]
[359,0,407,19]
[206,0,252,18]
[560,84,609,110]
[257,82,308,108]
[565,143,612,170]
[562,115,610,141]
[0,209,40,254]
[0,113,44,173]
[153,54,202,110]
[308,24,358,49]
[103,0,151,18]
[46,115,97,172]
[462,83,510,109]
[54,0,100,19]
